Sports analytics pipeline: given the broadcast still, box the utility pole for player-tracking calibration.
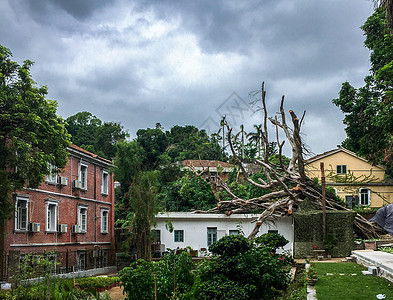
[320,162,326,238]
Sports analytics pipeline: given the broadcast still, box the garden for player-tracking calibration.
[119,232,294,300]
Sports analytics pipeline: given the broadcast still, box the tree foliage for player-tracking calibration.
[0,45,70,219]
[333,8,393,170]
[128,171,160,261]
[65,111,128,159]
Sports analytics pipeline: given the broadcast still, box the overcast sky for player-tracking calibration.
[0,0,374,156]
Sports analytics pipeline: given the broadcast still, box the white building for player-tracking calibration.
[154,212,293,256]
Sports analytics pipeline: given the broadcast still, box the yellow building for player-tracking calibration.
[305,148,393,207]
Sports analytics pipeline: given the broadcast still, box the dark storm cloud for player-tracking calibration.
[24,0,115,22]
[0,0,374,154]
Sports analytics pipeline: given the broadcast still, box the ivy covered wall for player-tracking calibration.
[294,210,355,258]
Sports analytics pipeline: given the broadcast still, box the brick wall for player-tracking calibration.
[2,146,115,279]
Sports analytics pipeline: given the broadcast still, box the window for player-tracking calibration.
[359,188,370,206]
[79,163,88,190]
[15,196,28,231]
[77,251,86,271]
[207,227,217,246]
[101,208,109,233]
[102,250,108,268]
[268,230,279,234]
[78,205,88,232]
[174,230,184,242]
[101,170,108,195]
[336,165,347,174]
[153,230,161,243]
[229,230,239,235]
[46,163,57,184]
[45,200,58,232]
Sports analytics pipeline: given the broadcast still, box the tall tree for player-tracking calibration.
[0,45,70,219]
[66,111,127,159]
[128,171,160,260]
[374,0,393,30]
[333,8,393,170]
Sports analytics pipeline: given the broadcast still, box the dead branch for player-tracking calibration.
[206,82,382,240]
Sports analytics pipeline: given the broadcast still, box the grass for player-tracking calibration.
[314,262,393,300]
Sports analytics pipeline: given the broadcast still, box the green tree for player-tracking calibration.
[136,124,169,170]
[166,125,224,162]
[128,171,160,260]
[0,45,70,219]
[333,8,393,172]
[165,175,217,211]
[66,111,127,159]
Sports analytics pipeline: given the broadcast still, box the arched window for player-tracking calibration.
[359,188,370,206]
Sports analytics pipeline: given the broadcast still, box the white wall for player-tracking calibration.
[154,213,293,256]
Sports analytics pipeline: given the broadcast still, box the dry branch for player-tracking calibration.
[206,82,383,240]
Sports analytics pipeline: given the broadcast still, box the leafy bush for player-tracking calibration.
[255,232,289,252]
[76,276,120,290]
[0,278,90,300]
[209,234,251,256]
[119,252,194,300]
[192,234,293,300]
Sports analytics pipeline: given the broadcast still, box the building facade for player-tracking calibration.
[2,145,115,280]
[154,212,293,256]
[305,147,393,207]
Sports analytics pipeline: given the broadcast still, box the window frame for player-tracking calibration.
[336,165,347,174]
[78,205,88,232]
[79,163,88,190]
[207,227,217,247]
[77,251,86,271]
[174,230,184,242]
[101,208,109,234]
[45,199,58,232]
[229,230,239,235]
[46,163,58,184]
[153,230,161,243]
[101,170,109,195]
[15,196,29,232]
[359,188,371,206]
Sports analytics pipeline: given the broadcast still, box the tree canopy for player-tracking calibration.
[333,8,393,171]
[65,111,128,159]
[0,45,70,219]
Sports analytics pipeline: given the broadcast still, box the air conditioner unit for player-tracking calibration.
[58,224,68,233]
[72,180,82,189]
[57,176,68,186]
[72,224,81,233]
[29,222,40,233]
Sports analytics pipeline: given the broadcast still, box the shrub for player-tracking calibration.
[209,234,251,256]
[119,252,194,300]
[255,232,289,252]
[192,234,293,300]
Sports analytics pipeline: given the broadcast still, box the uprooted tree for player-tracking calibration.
[194,83,383,239]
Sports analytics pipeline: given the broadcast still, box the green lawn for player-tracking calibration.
[314,262,393,300]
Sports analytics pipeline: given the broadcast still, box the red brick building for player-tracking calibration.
[2,145,115,279]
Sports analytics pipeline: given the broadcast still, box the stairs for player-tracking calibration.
[361,266,378,276]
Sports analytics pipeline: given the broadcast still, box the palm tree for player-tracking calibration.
[247,124,262,158]
[374,0,393,30]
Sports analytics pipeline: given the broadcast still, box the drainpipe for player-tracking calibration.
[94,165,97,243]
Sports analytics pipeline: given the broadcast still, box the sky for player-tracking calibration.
[0,0,375,157]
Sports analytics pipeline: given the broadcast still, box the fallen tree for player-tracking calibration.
[195,83,383,239]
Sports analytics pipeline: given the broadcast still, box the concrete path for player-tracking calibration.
[352,250,393,282]
[307,284,317,300]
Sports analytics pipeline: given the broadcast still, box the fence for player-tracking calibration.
[3,248,116,281]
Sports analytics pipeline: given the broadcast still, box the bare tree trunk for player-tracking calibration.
[205,82,382,240]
